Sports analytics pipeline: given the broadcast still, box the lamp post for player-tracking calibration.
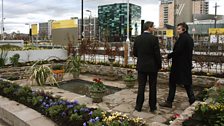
[126,0,130,43]
[86,10,92,41]
[81,0,84,39]
[1,0,4,40]
[214,2,220,28]
[124,0,130,66]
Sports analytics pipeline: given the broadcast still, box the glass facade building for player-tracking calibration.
[98,3,141,42]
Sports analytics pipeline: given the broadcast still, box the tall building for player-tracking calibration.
[39,22,48,40]
[98,3,141,42]
[159,0,208,28]
[192,0,209,15]
[78,17,99,40]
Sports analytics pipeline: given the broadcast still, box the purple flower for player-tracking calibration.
[45,104,49,108]
[61,112,66,117]
[95,117,99,121]
[89,111,93,115]
[67,104,73,108]
[89,118,95,123]
[42,102,46,105]
[74,109,78,113]
[80,108,90,112]
[72,100,79,105]
[83,122,87,126]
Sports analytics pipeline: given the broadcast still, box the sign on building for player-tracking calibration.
[209,28,224,35]
[31,24,38,35]
[219,35,224,43]
[166,30,173,37]
[52,20,78,29]
[210,35,217,43]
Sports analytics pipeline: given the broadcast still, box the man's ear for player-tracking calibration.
[182,28,186,32]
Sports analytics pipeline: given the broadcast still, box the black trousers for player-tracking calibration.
[136,71,158,110]
[167,73,195,104]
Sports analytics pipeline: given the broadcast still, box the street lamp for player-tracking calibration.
[86,10,92,40]
[126,0,130,43]
[1,0,4,40]
[126,0,130,58]
[81,0,84,39]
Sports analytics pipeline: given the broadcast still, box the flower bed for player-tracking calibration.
[162,79,224,126]
[182,82,224,126]
[0,80,145,126]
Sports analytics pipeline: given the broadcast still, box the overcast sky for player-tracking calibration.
[2,0,224,34]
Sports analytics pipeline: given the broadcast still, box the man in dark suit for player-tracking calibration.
[160,22,195,108]
[133,21,162,112]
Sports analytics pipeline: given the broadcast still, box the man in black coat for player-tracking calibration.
[160,22,195,108]
[133,21,162,112]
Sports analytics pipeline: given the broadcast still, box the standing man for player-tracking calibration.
[160,22,195,108]
[133,21,162,112]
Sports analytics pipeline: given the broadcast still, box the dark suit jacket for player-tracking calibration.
[133,32,162,73]
[168,32,194,85]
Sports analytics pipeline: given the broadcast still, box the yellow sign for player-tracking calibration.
[31,24,38,35]
[209,28,224,35]
[166,30,173,37]
[52,19,78,29]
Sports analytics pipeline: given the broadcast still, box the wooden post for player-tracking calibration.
[124,42,128,66]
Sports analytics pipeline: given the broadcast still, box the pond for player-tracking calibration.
[58,79,122,97]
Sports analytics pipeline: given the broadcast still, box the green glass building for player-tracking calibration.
[98,3,141,42]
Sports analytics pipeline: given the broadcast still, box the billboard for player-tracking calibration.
[166,30,173,37]
[52,19,78,29]
[31,24,38,35]
[209,28,224,35]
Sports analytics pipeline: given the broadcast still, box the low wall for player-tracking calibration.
[5,49,67,65]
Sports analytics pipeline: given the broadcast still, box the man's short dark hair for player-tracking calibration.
[177,22,188,32]
[143,21,154,31]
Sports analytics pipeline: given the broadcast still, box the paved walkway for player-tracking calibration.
[13,73,202,125]
[0,119,9,126]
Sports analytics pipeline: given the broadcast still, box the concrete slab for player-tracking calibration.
[13,108,42,122]
[26,116,56,126]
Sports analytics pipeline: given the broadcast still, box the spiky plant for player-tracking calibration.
[28,62,58,86]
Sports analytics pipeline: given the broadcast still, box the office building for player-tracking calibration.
[192,0,209,15]
[98,3,141,42]
[78,17,99,40]
[159,0,208,28]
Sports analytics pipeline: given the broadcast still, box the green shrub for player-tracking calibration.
[10,53,20,67]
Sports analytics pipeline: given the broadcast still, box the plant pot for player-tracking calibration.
[72,72,80,79]
[124,80,136,88]
[52,69,64,81]
[90,90,105,103]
